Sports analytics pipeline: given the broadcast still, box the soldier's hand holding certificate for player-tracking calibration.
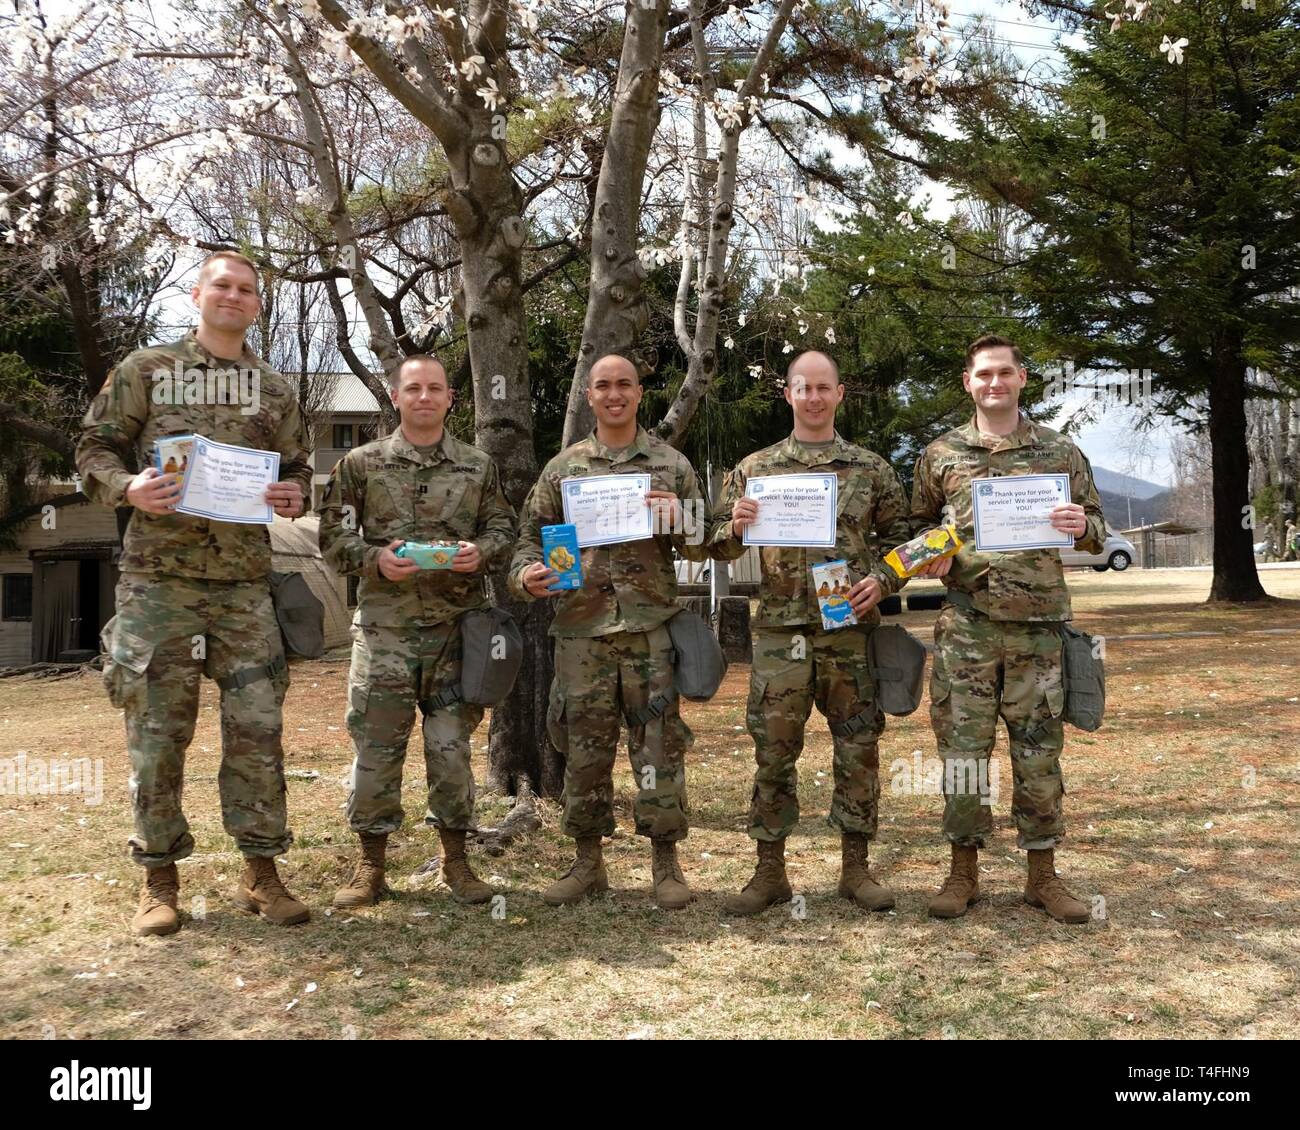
[741,473,838,547]
[561,474,652,546]
[971,474,1074,551]
[170,435,280,525]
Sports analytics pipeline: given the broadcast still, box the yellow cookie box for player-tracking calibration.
[884,525,964,579]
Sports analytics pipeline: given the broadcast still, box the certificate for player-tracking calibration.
[175,435,280,525]
[742,473,838,547]
[561,473,652,547]
[971,474,1072,551]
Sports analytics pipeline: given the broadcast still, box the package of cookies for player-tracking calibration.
[541,524,583,590]
[884,525,963,578]
[395,541,459,569]
[811,559,858,631]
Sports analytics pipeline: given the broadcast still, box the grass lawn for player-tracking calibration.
[1,568,1297,1039]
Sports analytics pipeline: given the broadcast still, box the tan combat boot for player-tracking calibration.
[651,839,692,910]
[333,833,389,908]
[724,838,793,916]
[928,844,980,919]
[131,863,180,937]
[233,856,310,926]
[1025,848,1090,924]
[439,828,492,905]
[542,836,608,906]
[837,832,896,912]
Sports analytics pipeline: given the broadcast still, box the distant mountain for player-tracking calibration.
[1092,466,1168,500]
[1098,486,1172,530]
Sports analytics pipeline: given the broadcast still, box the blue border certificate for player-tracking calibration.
[561,473,652,547]
[742,473,838,547]
[175,435,279,525]
[971,474,1072,551]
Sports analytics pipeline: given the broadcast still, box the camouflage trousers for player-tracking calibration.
[345,621,483,834]
[746,623,885,842]
[929,604,1066,849]
[547,623,691,841]
[101,573,291,868]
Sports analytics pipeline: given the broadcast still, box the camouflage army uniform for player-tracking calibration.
[912,413,1105,848]
[709,433,912,841]
[508,427,713,842]
[318,428,516,834]
[75,331,312,867]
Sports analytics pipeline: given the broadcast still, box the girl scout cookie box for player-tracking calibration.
[541,524,583,590]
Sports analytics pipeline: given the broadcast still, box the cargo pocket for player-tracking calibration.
[928,672,952,734]
[1044,677,1066,720]
[856,670,878,708]
[546,682,569,753]
[745,676,768,737]
[101,617,155,711]
[345,683,370,738]
[1020,676,1066,747]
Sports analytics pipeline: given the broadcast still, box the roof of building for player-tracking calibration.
[291,372,384,415]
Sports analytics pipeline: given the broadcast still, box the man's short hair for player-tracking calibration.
[787,350,840,383]
[196,250,260,290]
[965,334,1022,369]
[391,354,448,389]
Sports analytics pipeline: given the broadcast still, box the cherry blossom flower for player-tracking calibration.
[477,78,502,111]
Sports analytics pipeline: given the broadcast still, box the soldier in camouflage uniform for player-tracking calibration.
[911,334,1105,924]
[509,355,716,909]
[76,251,313,936]
[318,356,516,907]
[710,352,913,916]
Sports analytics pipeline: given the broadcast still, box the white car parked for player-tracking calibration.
[1060,531,1136,572]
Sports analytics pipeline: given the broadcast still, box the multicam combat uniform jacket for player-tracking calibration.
[318,427,517,627]
[508,426,712,638]
[708,431,914,627]
[75,331,312,580]
[910,414,1105,621]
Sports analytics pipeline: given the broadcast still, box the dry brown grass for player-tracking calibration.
[1,568,1297,1039]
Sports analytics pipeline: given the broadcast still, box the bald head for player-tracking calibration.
[784,350,843,439]
[787,350,839,384]
[586,353,643,434]
[589,354,639,386]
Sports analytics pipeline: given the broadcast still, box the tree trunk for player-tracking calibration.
[561,0,670,448]
[1207,338,1267,602]
[59,260,111,399]
[484,591,562,798]
[1280,395,1297,532]
[443,138,565,797]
